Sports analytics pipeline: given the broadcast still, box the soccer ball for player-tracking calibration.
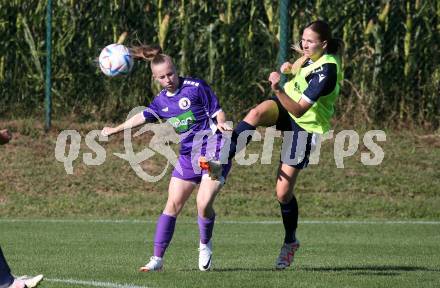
[98,44,133,76]
[0,129,11,145]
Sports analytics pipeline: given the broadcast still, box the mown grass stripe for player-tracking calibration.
[1,219,439,225]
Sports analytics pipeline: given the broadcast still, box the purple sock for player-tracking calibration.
[198,214,215,244]
[153,214,176,257]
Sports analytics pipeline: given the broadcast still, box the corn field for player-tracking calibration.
[0,0,439,127]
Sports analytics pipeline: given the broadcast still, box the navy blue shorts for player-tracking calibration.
[270,97,315,169]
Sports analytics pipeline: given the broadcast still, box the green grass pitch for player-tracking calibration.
[1,219,439,288]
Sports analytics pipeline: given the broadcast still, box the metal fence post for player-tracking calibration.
[277,0,291,87]
[45,0,52,131]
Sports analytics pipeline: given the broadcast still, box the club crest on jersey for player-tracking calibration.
[179,97,191,110]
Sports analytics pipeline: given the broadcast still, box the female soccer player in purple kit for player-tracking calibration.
[101,45,232,272]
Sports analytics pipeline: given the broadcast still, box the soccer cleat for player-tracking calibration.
[21,274,43,288]
[8,279,25,288]
[198,240,213,271]
[11,274,44,288]
[139,256,163,272]
[198,156,222,181]
[275,240,300,270]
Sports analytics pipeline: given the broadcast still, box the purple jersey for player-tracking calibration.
[143,77,223,156]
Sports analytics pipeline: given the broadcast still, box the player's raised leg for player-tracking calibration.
[226,99,279,160]
[200,100,279,176]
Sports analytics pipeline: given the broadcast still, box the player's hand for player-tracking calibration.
[217,122,232,133]
[101,127,116,137]
[280,62,292,74]
[268,71,281,91]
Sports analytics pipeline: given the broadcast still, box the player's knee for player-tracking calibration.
[164,200,183,216]
[276,189,293,204]
[245,107,263,123]
[196,200,207,211]
[196,201,212,217]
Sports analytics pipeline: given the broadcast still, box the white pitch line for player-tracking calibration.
[221,220,440,225]
[46,278,150,288]
[0,219,155,224]
[0,219,439,225]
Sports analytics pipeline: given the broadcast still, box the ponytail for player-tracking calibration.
[129,44,162,61]
[129,44,175,67]
[326,38,344,56]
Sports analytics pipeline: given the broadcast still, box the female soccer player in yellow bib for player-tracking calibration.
[203,20,344,269]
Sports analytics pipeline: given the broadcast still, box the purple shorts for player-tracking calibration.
[171,154,232,184]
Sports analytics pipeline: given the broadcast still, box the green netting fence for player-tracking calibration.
[1,0,439,127]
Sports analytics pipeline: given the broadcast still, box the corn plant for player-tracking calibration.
[0,0,438,128]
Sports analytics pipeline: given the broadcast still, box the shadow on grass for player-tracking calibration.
[180,265,440,274]
[301,265,440,276]
[181,267,279,272]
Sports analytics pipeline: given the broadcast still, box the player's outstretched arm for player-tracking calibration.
[101,112,146,137]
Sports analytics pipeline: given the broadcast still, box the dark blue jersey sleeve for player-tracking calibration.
[302,63,337,104]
